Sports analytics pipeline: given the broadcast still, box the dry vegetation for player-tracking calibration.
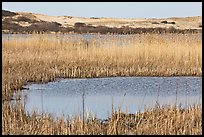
[2,10,202,34]
[2,101,202,135]
[2,33,202,135]
[17,11,202,29]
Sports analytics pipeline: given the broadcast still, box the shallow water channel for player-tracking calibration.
[17,77,202,119]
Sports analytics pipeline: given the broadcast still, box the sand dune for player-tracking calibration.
[17,11,202,29]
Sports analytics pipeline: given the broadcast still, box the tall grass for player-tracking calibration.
[2,101,202,135]
[2,33,202,100]
[2,33,202,134]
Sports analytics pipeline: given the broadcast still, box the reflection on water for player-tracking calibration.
[17,77,201,119]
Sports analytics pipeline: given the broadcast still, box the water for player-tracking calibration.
[17,77,202,119]
[2,33,202,48]
[2,33,138,47]
[2,33,133,41]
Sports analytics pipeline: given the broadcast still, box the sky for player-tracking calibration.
[2,2,202,18]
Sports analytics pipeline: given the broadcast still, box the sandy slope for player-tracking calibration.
[17,12,202,29]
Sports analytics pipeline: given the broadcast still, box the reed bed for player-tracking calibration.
[2,33,202,134]
[2,102,202,135]
[2,33,202,100]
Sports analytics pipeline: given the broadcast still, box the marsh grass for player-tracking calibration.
[2,33,202,134]
[2,101,202,135]
[2,33,202,100]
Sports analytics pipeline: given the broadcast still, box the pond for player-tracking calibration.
[16,77,202,119]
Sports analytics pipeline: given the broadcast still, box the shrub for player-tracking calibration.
[2,10,17,17]
[152,22,160,24]
[161,21,168,24]
[161,20,176,25]
[169,21,176,24]
[167,26,176,33]
[90,17,100,19]
[28,21,61,32]
[74,22,86,28]
[14,16,31,22]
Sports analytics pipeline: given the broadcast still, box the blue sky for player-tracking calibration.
[2,2,202,18]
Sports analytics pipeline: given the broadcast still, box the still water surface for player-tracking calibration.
[18,77,202,119]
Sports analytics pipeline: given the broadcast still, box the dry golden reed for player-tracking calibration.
[2,33,202,100]
[2,102,202,135]
[2,33,202,135]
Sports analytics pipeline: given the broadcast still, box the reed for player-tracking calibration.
[2,101,202,135]
[2,33,202,134]
[2,33,202,100]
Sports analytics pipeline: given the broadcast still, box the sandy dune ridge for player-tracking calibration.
[16,11,202,29]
